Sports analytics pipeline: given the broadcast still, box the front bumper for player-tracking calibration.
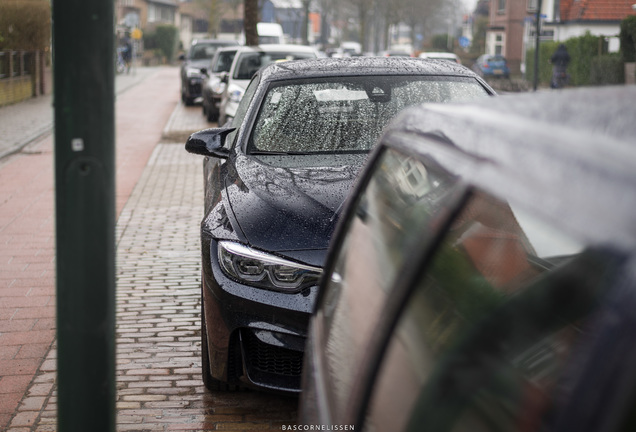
[186,77,203,99]
[202,238,318,393]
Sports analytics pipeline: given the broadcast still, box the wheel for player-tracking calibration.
[200,283,240,392]
[184,96,194,106]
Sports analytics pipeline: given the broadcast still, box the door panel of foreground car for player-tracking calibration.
[311,148,626,431]
[312,146,468,422]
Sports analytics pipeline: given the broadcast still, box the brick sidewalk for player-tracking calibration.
[1,67,298,431]
[0,67,180,430]
[7,143,297,431]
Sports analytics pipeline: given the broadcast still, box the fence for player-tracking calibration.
[0,50,52,107]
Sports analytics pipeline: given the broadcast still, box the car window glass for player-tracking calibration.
[319,147,461,421]
[225,75,260,146]
[213,50,237,73]
[361,190,621,432]
[233,51,316,80]
[191,44,217,60]
[249,77,488,154]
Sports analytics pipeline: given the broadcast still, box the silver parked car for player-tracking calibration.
[217,44,318,125]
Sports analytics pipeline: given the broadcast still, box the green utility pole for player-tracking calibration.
[52,0,116,431]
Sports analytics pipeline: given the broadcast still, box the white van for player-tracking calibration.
[239,23,285,45]
[257,22,285,44]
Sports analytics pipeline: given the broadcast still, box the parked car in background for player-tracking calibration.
[180,39,239,106]
[379,49,411,57]
[218,44,318,125]
[472,54,510,78]
[419,51,461,64]
[202,46,239,122]
[299,86,636,431]
[185,57,494,394]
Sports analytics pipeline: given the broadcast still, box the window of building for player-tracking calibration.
[498,0,506,13]
[147,3,174,23]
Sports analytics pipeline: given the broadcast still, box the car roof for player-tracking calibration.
[420,52,458,58]
[234,44,317,54]
[257,57,484,83]
[191,39,238,45]
[383,86,636,249]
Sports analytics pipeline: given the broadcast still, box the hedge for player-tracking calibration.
[0,0,51,51]
[526,32,617,87]
[143,25,178,63]
[620,15,636,62]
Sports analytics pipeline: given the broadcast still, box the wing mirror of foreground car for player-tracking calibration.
[185,127,236,159]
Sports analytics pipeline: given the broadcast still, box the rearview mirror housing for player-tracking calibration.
[185,127,236,158]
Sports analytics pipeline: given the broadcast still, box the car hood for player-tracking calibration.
[224,152,368,256]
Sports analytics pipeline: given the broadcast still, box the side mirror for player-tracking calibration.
[185,127,236,158]
[200,67,208,76]
[220,72,229,84]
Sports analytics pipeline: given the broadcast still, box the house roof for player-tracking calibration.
[560,0,636,22]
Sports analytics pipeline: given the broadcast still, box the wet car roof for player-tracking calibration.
[257,56,482,83]
[384,85,636,249]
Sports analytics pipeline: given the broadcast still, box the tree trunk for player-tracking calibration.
[301,0,311,45]
[244,0,259,46]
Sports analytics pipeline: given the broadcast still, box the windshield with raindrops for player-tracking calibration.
[249,76,489,154]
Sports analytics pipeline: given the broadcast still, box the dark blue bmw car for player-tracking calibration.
[185,57,494,393]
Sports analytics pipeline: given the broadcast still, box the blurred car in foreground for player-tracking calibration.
[180,39,239,106]
[218,44,318,125]
[202,46,239,122]
[419,51,461,64]
[185,57,494,394]
[473,54,510,78]
[299,86,636,431]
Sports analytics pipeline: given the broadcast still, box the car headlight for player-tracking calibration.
[218,241,322,292]
[227,84,245,103]
[186,67,201,78]
[206,76,221,90]
[212,82,226,95]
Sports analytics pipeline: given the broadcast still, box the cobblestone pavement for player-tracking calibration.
[1,67,179,429]
[0,67,162,160]
[4,118,298,431]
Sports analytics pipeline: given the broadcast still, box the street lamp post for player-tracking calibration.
[533,0,543,91]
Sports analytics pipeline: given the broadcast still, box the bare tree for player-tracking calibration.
[350,0,373,51]
[301,0,312,45]
[398,0,445,51]
[194,0,243,38]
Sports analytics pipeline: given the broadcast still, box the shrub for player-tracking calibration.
[526,32,611,87]
[143,24,178,63]
[620,15,636,62]
[589,54,624,85]
[0,0,51,51]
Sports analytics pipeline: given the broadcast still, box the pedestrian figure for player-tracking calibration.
[550,44,570,89]
[121,37,133,74]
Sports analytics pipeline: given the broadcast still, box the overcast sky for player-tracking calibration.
[462,0,479,12]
